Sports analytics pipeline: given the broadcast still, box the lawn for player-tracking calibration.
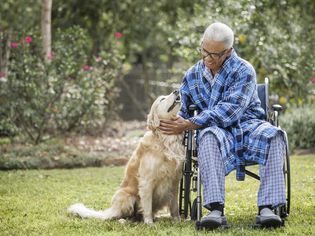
[0,155,314,236]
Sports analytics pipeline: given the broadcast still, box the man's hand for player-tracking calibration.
[159,116,201,135]
[159,116,188,135]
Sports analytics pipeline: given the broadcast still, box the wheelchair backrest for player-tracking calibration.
[256,77,269,121]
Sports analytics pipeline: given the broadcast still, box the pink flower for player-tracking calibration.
[25,36,32,43]
[0,71,5,78]
[47,52,54,60]
[95,56,102,62]
[311,78,315,84]
[114,32,123,39]
[10,42,19,48]
[83,65,91,71]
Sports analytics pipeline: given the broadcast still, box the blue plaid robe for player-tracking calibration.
[178,50,282,181]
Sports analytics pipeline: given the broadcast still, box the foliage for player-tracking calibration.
[0,116,17,137]
[0,0,41,32]
[1,0,314,132]
[0,155,314,235]
[51,0,207,101]
[51,0,315,104]
[280,104,315,151]
[0,27,122,144]
[170,0,315,102]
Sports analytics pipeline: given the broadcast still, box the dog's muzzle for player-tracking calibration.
[167,90,181,112]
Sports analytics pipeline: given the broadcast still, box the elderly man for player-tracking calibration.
[159,22,286,229]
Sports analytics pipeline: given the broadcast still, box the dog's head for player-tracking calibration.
[147,90,181,130]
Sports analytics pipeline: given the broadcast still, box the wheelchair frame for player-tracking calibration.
[178,77,291,228]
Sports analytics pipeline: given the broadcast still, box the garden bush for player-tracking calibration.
[280,104,315,151]
[0,26,123,144]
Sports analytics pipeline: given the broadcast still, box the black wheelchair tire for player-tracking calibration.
[191,198,202,221]
[285,149,291,216]
[179,170,191,218]
[274,144,291,219]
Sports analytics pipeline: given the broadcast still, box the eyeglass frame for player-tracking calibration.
[198,47,228,60]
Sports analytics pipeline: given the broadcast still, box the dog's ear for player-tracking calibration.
[147,103,160,130]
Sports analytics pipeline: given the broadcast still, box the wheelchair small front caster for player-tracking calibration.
[195,220,201,230]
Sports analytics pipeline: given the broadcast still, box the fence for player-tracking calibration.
[117,65,181,120]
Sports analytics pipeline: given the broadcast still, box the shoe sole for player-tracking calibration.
[199,217,227,230]
[256,216,282,228]
[260,218,282,228]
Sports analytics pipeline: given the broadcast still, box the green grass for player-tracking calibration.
[0,155,314,236]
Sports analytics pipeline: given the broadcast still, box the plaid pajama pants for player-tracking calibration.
[198,132,286,208]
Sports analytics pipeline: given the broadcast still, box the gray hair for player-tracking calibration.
[202,22,234,49]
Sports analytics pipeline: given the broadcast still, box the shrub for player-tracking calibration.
[0,27,123,144]
[280,104,315,151]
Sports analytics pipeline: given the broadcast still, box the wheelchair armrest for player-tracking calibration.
[271,104,283,112]
[189,104,198,112]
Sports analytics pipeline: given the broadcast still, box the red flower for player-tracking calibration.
[114,32,123,39]
[83,65,91,71]
[10,42,19,48]
[25,36,32,43]
[0,71,5,78]
[47,52,54,60]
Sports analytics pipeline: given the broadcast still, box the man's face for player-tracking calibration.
[201,40,232,73]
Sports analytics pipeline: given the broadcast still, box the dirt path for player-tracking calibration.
[64,120,147,166]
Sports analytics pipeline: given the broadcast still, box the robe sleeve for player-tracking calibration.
[178,75,192,119]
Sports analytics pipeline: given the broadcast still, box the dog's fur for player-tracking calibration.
[68,91,185,224]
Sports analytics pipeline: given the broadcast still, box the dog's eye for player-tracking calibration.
[160,98,165,102]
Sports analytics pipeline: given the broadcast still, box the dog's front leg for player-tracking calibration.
[139,182,153,224]
[170,174,180,220]
[170,187,180,220]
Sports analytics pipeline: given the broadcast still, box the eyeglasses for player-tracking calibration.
[198,47,228,59]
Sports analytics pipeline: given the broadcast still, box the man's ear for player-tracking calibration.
[147,105,160,130]
[226,47,233,56]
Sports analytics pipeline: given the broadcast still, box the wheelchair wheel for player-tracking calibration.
[284,147,291,217]
[191,198,202,221]
[179,163,192,218]
[274,142,291,219]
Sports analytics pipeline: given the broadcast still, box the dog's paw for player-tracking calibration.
[172,216,181,222]
[144,218,154,224]
[118,218,127,224]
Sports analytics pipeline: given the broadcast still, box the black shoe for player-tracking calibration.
[200,210,227,230]
[256,208,282,228]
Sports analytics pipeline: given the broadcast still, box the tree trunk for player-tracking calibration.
[0,29,12,75]
[41,0,52,61]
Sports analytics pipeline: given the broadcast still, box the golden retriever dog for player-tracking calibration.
[68,90,185,224]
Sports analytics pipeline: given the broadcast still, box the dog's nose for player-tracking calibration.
[173,90,179,95]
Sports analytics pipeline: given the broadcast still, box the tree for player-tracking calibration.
[41,0,52,61]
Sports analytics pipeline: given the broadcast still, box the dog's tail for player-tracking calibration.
[67,203,122,220]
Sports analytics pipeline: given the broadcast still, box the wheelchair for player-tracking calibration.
[178,77,291,229]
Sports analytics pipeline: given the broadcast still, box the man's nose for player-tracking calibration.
[203,55,213,61]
